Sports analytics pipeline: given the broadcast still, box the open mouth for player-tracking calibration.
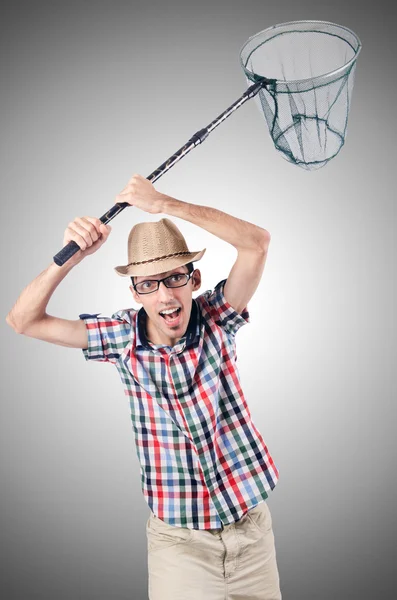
[159,307,182,324]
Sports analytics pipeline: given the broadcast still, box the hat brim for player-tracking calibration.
[114,248,206,277]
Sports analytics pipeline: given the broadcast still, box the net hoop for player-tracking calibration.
[240,20,362,94]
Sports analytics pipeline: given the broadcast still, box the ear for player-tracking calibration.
[191,269,201,292]
[129,284,143,305]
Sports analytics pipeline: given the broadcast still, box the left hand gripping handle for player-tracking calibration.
[52,204,126,267]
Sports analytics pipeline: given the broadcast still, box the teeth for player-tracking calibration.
[160,308,180,315]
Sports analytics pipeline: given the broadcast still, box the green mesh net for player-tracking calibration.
[240,20,362,170]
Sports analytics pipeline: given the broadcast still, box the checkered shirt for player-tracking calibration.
[79,278,279,529]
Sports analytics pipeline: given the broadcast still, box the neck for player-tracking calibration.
[146,319,185,347]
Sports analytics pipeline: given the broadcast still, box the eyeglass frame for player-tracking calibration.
[132,271,195,295]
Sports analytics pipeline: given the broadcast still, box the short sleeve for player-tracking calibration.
[201,278,250,336]
[78,310,133,364]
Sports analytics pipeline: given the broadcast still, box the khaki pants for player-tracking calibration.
[146,501,282,599]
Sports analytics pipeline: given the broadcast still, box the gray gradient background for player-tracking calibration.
[1,1,396,599]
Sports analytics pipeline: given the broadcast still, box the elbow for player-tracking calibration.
[258,229,271,252]
[6,313,25,334]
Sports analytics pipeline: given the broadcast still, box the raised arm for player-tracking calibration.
[6,217,112,348]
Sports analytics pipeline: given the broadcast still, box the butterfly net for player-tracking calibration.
[240,20,362,170]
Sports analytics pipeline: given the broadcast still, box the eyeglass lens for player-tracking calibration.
[136,273,189,294]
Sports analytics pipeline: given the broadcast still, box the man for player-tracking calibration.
[6,174,282,599]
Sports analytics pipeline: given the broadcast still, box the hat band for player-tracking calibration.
[126,251,192,267]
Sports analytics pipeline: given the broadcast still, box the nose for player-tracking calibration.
[157,280,175,301]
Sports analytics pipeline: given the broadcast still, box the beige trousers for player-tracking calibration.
[146,501,282,599]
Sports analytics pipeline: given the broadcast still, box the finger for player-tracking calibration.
[101,223,112,235]
[63,227,89,251]
[65,221,94,250]
[82,216,104,236]
[75,217,100,243]
[127,173,141,185]
[116,189,133,201]
[80,218,111,241]
[88,223,111,251]
[118,181,137,197]
[115,192,134,205]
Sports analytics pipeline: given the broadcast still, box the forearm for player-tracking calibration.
[159,194,270,251]
[6,261,75,333]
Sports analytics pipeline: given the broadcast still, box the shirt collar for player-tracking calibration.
[136,298,200,350]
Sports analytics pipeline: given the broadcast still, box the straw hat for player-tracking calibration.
[114,218,206,277]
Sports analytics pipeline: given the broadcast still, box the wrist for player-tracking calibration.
[158,194,187,216]
[50,257,79,275]
[155,193,169,213]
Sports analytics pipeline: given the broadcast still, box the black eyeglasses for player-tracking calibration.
[133,272,194,295]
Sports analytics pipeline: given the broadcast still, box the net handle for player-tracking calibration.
[53,77,273,267]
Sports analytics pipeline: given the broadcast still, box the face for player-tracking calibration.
[129,265,201,347]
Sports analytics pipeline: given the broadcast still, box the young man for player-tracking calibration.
[6,174,281,599]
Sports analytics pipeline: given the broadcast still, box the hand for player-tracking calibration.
[115,174,164,214]
[63,217,112,264]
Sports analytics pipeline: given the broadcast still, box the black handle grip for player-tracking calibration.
[53,240,81,266]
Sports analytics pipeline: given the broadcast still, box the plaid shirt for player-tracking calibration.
[79,278,279,530]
